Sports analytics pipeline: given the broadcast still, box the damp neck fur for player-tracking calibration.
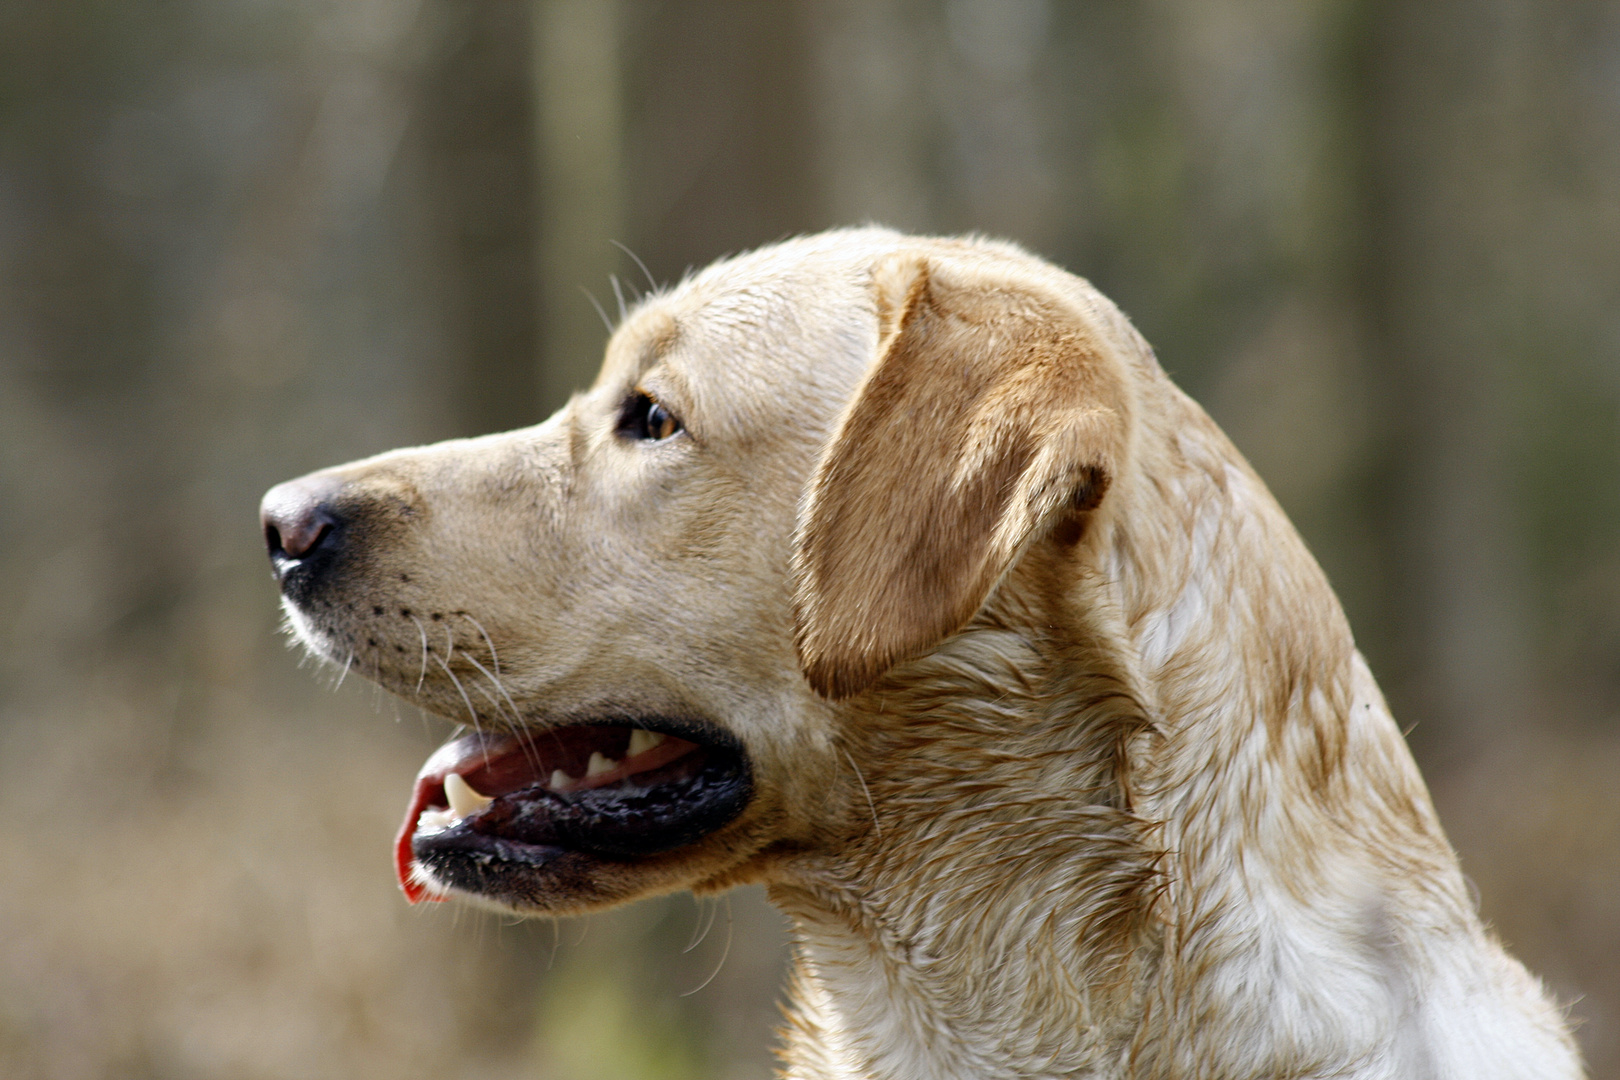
[767,409,1573,1080]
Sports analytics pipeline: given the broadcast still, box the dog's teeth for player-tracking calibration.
[587,751,617,777]
[417,807,457,832]
[627,729,666,757]
[444,772,494,818]
[549,769,572,790]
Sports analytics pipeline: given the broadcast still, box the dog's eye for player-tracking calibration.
[620,393,684,441]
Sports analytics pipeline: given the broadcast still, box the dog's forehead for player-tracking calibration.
[599,236,899,437]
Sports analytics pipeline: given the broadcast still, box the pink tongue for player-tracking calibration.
[394,732,520,904]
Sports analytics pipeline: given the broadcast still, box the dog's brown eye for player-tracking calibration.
[620,392,683,441]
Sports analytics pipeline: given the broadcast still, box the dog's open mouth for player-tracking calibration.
[397,721,751,904]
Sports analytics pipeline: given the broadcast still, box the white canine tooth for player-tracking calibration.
[549,769,572,790]
[444,772,494,818]
[627,729,666,757]
[586,751,617,777]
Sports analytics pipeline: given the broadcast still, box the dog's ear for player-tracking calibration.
[793,253,1131,699]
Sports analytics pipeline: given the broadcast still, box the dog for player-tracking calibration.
[261,229,1582,1079]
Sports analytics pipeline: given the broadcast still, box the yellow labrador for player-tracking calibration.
[261,230,1581,1079]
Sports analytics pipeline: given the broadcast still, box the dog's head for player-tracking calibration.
[261,229,1141,915]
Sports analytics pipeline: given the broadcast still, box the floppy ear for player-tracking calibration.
[793,252,1131,699]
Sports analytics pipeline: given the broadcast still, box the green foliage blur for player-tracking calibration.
[0,1,1615,1077]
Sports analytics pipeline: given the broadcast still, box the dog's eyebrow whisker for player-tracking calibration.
[610,238,658,295]
[842,748,882,839]
[609,273,628,322]
[681,894,733,997]
[580,286,614,334]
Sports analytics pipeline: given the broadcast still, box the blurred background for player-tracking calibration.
[0,0,1616,1076]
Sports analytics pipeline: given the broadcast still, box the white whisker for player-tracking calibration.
[433,653,480,731]
[610,239,658,295]
[685,895,718,954]
[333,649,355,690]
[459,613,504,676]
[610,272,628,322]
[681,895,733,997]
[581,286,614,334]
[408,614,430,693]
[462,654,520,726]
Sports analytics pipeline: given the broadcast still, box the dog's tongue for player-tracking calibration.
[394,731,521,903]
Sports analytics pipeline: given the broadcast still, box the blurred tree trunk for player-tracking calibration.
[621,0,821,276]
[534,0,627,411]
[1353,0,1620,759]
[418,0,544,434]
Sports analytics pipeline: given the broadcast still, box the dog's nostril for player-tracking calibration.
[270,516,332,560]
[263,518,333,561]
[261,504,336,560]
[260,475,346,567]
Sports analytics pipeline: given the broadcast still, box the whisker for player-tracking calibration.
[466,677,508,717]
[459,614,504,677]
[433,653,481,733]
[408,615,431,693]
[843,748,882,839]
[580,286,614,334]
[681,895,733,997]
[333,649,355,690]
[442,626,495,765]
[458,614,524,724]
[610,273,628,322]
[462,654,519,726]
[685,895,718,954]
[610,239,658,295]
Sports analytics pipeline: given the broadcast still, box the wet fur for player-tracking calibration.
[272,229,1581,1079]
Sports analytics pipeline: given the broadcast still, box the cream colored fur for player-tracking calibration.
[274,229,1582,1078]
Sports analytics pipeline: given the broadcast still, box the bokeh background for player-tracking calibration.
[1,1,1617,1077]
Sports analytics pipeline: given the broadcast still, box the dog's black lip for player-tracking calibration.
[409,716,752,897]
[270,526,347,599]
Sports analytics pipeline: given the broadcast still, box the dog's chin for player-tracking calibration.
[397,719,753,914]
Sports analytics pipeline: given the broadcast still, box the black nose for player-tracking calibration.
[260,475,346,581]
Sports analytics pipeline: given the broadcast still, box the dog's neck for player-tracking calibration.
[768,409,1486,1080]
[771,603,1158,1078]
